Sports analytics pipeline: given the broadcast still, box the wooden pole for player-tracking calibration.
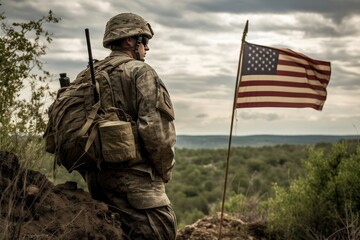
[218,20,248,239]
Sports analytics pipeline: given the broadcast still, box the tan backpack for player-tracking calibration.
[44,57,136,172]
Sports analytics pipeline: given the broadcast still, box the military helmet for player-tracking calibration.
[103,13,154,49]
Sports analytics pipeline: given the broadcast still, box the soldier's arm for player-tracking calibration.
[136,68,176,182]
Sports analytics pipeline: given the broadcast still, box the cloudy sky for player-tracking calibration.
[2,0,360,136]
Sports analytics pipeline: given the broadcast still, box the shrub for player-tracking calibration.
[267,143,360,239]
[224,193,266,223]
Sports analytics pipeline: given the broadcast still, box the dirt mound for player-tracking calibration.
[0,151,123,239]
[176,214,268,240]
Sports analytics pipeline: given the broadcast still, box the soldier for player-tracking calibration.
[84,13,177,239]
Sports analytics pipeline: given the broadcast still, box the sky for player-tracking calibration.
[2,0,360,136]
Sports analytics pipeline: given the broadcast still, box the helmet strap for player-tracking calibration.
[133,36,142,61]
[110,36,144,61]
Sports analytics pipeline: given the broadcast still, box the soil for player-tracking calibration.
[177,214,268,240]
[0,151,268,240]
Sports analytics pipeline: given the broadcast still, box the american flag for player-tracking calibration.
[237,42,331,110]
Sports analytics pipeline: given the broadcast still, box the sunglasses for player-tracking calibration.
[133,36,149,46]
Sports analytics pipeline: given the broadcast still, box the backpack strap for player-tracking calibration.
[78,56,134,125]
[76,101,100,142]
[99,56,134,71]
[76,57,136,169]
[85,121,101,169]
[99,56,135,121]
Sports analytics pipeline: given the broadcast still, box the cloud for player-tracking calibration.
[1,0,359,135]
[189,0,360,22]
[196,113,208,118]
[238,111,282,121]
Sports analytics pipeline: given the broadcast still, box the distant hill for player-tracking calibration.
[176,135,360,149]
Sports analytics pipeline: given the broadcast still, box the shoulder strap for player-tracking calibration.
[100,56,134,71]
[82,57,135,83]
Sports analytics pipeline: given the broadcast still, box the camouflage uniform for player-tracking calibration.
[85,13,177,240]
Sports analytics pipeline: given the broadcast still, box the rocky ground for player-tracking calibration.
[0,151,268,239]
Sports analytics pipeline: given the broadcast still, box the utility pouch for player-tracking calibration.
[99,120,136,163]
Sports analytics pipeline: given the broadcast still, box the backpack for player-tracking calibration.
[44,57,136,172]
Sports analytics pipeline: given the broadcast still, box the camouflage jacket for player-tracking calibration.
[104,51,176,182]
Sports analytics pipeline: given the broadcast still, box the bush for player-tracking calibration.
[267,142,360,239]
[0,7,60,142]
[224,193,266,223]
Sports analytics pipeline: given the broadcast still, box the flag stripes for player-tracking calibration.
[240,80,326,91]
[237,42,331,110]
[239,86,327,96]
[237,101,324,110]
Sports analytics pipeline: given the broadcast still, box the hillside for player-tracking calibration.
[0,151,123,239]
[0,151,268,239]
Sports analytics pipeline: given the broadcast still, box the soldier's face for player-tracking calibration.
[137,37,149,60]
[126,37,149,60]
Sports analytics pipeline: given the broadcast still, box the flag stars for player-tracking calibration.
[243,43,279,75]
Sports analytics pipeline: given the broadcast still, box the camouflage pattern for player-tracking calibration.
[103,13,154,49]
[106,51,176,183]
[85,50,176,238]
[86,169,177,239]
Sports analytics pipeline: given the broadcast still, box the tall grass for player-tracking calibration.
[0,135,86,239]
[0,151,49,239]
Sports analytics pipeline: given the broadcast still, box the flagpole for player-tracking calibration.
[218,20,248,240]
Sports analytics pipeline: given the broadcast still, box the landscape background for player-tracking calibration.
[169,135,360,227]
[44,134,359,229]
[176,134,360,148]
[1,1,360,238]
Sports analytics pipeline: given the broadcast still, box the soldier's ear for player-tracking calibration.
[125,37,135,47]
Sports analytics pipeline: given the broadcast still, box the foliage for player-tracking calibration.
[0,7,81,224]
[7,132,360,233]
[167,143,310,226]
[267,141,360,239]
[29,143,87,189]
[0,4,60,155]
[223,193,266,223]
[29,141,311,227]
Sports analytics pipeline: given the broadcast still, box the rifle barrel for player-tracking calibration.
[85,28,96,85]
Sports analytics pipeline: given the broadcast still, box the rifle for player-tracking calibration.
[84,28,98,100]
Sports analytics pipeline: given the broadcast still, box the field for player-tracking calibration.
[1,136,359,239]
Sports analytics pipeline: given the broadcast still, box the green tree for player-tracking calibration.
[267,142,360,239]
[0,4,60,152]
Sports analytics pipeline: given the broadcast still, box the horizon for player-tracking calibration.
[177,133,360,136]
[175,134,360,149]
